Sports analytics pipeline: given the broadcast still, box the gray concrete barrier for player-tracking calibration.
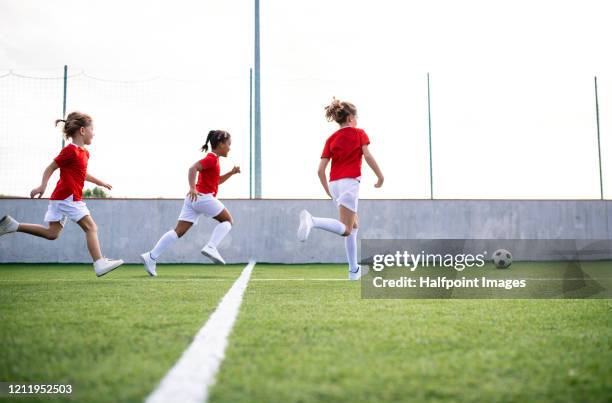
[0,199,610,264]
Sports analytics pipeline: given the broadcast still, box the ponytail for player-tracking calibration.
[201,130,215,152]
[55,119,67,138]
[324,98,358,124]
[54,112,92,140]
[201,130,231,152]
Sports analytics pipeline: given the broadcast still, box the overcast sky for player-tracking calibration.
[1,0,610,199]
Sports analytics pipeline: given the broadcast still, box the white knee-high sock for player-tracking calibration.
[312,216,346,235]
[207,221,232,248]
[345,228,359,272]
[150,230,179,260]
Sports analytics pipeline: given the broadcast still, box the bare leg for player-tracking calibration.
[338,205,358,236]
[213,208,233,224]
[174,220,194,238]
[76,215,102,261]
[18,222,63,240]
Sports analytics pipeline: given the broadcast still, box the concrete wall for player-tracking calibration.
[0,199,610,264]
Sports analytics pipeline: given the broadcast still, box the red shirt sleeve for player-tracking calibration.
[54,145,75,168]
[359,129,370,146]
[199,155,212,170]
[321,138,332,158]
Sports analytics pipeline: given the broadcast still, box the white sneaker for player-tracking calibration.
[140,252,157,277]
[201,244,226,264]
[0,215,19,236]
[94,258,124,277]
[348,266,362,281]
[297,209,313,242]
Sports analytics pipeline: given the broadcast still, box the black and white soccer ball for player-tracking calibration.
[492,249,512,269]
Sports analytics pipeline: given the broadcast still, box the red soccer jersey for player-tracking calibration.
[196,152,221,196]
[50,143,89,201]
[321,127,370,181]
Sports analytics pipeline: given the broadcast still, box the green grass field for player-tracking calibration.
[1,264,611,403]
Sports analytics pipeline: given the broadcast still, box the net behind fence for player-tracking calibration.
[0,69,609,199]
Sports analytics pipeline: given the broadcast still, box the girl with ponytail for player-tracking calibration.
[0,112,124,277]
[297,99,384,280]
[140,130,240,276]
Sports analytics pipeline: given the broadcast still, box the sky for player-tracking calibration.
[0,0,611,199]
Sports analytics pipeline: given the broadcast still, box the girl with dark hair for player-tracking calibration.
[140,130,240,276]
[0,112,124,277]
[297,99,384,280]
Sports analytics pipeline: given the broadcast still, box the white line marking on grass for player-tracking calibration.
[145,260,256,403]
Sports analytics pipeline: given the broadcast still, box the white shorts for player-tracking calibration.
[330,177,360,213]
[44,195,91,226]
[178,193,225,225]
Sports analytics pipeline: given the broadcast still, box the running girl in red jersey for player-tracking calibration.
[140,130,240,276]
[0,112,124,277]
[297,99,384,280]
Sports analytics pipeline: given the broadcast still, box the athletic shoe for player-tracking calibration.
[297,209,313,242]
[94,258,124,277]
[140,252,157,277]
[0,215,19,236]
[348,266,362,281]
[201,244,226,264]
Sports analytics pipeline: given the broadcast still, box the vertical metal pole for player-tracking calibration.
[427,73,434,200]
[62,65,68,148]
[249,68,253,199]
[595,76,604,200]
[254,0,262,198]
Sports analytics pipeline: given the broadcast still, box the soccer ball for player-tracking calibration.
[492,249,512,269]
